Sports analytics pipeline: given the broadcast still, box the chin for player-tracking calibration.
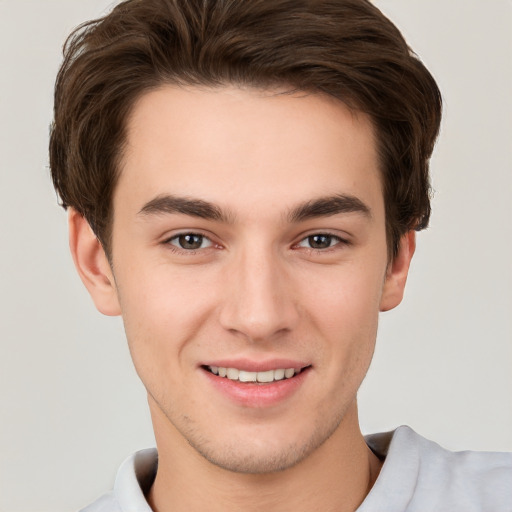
[183,414,344,475]
[194,442,309,474]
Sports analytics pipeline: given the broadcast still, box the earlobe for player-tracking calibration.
[68,209,121,316]
[380,231,416,312]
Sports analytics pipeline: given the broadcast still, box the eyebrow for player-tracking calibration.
[138,193,371,224]
[287,194,371,223]
[138,194,233,223]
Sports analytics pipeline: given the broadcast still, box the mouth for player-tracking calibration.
[201,362,312,407]
[202,365,310,383]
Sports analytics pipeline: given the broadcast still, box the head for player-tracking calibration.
[50,0,441,261]
[49,0,441,475]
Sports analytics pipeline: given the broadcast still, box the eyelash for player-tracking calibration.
[163,231,350,254]
[294,233,350,252]
[164,232,215,253]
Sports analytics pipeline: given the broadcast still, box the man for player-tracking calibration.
[49,1,511,511]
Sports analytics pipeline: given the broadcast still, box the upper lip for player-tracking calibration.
[200,358,311,372]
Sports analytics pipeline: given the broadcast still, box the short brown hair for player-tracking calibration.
[49,0,442,258]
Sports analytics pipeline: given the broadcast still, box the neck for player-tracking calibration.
[147,401,381,512]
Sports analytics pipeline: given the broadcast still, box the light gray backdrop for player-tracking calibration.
[1,1,511,511]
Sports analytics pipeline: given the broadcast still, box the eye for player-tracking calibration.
[297,233,344,250]
[168,233,213,250]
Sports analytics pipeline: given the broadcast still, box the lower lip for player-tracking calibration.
[202,367,310,408]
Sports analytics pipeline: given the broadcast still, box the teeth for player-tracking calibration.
[256,370,274,383]
[208,366,300,383]
[274,368,285,380]
[239,371,257,382]
[226,368,239,380]
[284,368,295,378]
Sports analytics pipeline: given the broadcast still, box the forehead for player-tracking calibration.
[116,85,383,219]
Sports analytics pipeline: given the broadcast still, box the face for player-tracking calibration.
[73,85,413,474]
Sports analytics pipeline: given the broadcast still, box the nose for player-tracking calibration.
[219,247,300,342]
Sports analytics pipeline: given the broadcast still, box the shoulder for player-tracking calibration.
[361,426,512,512]
[80,491,119,512]
[79,448,157,512]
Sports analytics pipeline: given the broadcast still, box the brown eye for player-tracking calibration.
[169,233,212,250]
[307,234,334,249]
[297,233,346,251]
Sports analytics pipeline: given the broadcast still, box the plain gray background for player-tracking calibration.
[1,1,511,511]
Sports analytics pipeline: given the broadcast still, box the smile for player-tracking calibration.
[205,365,303,383]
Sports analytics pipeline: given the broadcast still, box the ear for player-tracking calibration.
[68,209,121,316]
[380,230,416,312]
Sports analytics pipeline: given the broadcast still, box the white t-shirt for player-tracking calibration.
[81,426,512,512]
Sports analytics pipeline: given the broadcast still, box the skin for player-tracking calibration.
[69,85,415,512]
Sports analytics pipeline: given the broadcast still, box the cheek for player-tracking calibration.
[113,259,218,377]
[301,261,384,371]
[117,250,215,319]
[305,260,384,328]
